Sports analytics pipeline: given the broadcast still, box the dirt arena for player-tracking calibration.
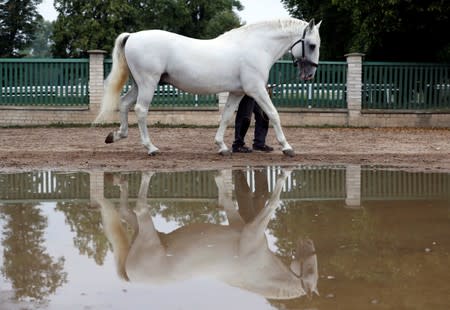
[0,126,449,172]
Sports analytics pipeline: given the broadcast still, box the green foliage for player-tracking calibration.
[333,0,450,61]
[281,0,450,61]
[51,0,138,57]
[0,204,67,302]
[51,0,243,57]
[0,0,43,57]
[29,18,53,57]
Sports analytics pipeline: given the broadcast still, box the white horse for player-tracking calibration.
[96,169,319,299]
[94,18,321,156]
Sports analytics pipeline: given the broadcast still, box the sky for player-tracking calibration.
[38,0,291,24]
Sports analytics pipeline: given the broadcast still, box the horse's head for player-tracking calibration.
[290,19,322,81]
[289,238,319,299]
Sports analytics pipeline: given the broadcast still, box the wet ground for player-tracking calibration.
[0,127,449,172]
[0,166,449,309]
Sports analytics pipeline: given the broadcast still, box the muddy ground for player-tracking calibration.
[0,126,449,172]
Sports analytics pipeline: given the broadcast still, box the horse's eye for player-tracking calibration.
[310,44,316,50]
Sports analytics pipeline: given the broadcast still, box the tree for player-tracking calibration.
[281,0,353,60]
[51,0,138,57]
[334,0,450,61]
[281,0,450,61]
[0,0,43,57]
[175,0,243,39]
[29,18,53,57]
[51,0,243,57]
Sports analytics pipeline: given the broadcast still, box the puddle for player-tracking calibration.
[0,166,449,309]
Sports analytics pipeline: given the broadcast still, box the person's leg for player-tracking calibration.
[234,170,254,223]
[253,104,273,151]
[252,169,270,217]
[232,95,255,152]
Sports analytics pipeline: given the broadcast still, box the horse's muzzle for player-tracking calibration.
[297,59,318,81]
[299,67,316,81]
[300,72,315,81]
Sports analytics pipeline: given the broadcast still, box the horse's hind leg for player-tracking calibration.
[126,171,166,276]
[105,86,138,143]
[134,81,159,155]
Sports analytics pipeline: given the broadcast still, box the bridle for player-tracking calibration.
[289,26,319,68]
[291,248,317,291]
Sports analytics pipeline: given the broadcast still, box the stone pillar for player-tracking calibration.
[90,171,105,203]
[345,53,365,126]
[345,164,361,208]
[88,50,107,116]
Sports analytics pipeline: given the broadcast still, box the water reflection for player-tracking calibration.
[0,166,449,309]
[95,169,318,300]
[1,203,67,303]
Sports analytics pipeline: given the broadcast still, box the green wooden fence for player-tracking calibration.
[2,58,450,110]
[103,60,217,108]
[362,62,450,110]
[1,167,449,202]
[269,60,347,108]
[0,58,89,106]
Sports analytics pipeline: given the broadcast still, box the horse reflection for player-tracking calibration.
[97,169,318,299]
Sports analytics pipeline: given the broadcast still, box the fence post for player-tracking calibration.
[345,53,365,126]
[88,50,107,117]
[90,171,105,203]
[345,164,362,208]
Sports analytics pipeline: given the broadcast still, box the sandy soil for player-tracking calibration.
[0,126,449,172]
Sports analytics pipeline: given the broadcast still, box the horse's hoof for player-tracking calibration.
[283,149,295,157]
[219,150,232,156]
[148,150,159,156]
[105,132,114,144]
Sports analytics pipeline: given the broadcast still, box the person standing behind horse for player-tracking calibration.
[232,87,274,153]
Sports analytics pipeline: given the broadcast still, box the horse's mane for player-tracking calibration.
[218,18,306,39]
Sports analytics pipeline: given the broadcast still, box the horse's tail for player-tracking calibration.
[97,198,130,281]
[93,32,131,124]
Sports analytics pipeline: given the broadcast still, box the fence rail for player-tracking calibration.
[103,60,217,108]
[1,168,449,202]
[0,58,89,106]
[362,62,450,110]
[269,61,347,108]
[1,58,449,111]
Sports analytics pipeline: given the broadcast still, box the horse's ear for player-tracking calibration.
[314,287,320,296]
[316,20,322,30]
[308,19,315,30]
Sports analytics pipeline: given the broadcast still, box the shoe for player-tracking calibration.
[253,144,274,152]
[233,145,252,153]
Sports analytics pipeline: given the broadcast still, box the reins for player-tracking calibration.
[293,250,317,292]
[289,26,319,68]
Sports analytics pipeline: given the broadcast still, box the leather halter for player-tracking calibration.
[289,26,319,68]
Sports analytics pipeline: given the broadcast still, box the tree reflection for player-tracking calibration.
[152,201,226,225]
[55,201,109,265]
[0,204,67,302]
[105,172,227,227]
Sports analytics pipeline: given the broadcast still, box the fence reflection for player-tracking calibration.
[0,166,449,207]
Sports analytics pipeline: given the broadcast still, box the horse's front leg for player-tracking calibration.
[105,86,138,144]
[250,88,295,157]
[134,83,159,155]
[239,169,291,256]
[215,169,244,229]
[215,93,243,155]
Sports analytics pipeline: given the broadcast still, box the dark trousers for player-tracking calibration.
[234,169,269,223]
[232,95,269,149]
